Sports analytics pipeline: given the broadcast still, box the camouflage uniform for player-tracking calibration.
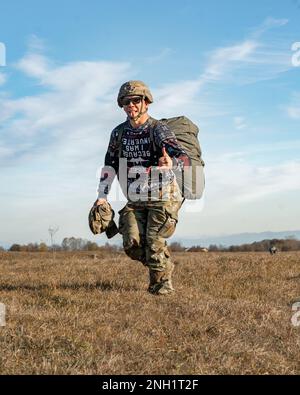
[118,184,182,294]
[97,81,190,295]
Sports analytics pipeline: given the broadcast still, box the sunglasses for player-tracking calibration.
[122,96,143,106]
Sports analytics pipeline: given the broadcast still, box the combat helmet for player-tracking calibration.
[88,201,119,239]
[117,80,154,107]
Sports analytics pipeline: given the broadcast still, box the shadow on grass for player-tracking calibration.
[0,280,140,292]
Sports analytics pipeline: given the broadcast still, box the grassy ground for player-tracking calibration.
[0,250,299,374]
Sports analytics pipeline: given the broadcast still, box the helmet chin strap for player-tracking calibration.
[128,95,148,121]
[130,109,147,121]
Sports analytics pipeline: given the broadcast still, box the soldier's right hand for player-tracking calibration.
[94,198,107,207]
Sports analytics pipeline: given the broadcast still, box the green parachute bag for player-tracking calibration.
[158,116,205,200]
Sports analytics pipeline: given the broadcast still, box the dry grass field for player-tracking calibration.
[0,250,299,375]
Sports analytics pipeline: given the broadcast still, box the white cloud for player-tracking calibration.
[151,40,260,117]
[0,44,138,245]
[145,48,173,64]
[0,144,14,159]
[16,53,50,78]
[286,93,300,119]
[1,20,294,173]
[206,156,300,209]
[153,40,259,114]
[0,72,6,85]
[236,161,300,203]
[250,17,289,39]
[204,40,291,85]
[152,79,203,117]
[203,40,259,82]
[234,116,247,130]
[176,154,300,236]
[287,106,300,119]
[2,51,132,166]
[0,41,6,66]
[27,34,46,52]
[152,17,292,117]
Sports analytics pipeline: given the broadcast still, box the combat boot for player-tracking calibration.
[148,261,175,295]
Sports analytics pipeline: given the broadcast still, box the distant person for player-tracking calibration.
[93,81,194,295]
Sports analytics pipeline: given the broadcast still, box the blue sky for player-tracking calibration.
[0,0,300,247]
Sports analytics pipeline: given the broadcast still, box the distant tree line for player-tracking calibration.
[7,242,49,252]
[170,238,300,252]
[2,237,300,253]
[5,238,122,253]
[201,238,300,252]
[60,238,122,253]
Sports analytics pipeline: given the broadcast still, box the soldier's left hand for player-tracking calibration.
[158,147,172,170]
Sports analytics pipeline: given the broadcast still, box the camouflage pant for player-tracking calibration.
[118,199,182,271]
